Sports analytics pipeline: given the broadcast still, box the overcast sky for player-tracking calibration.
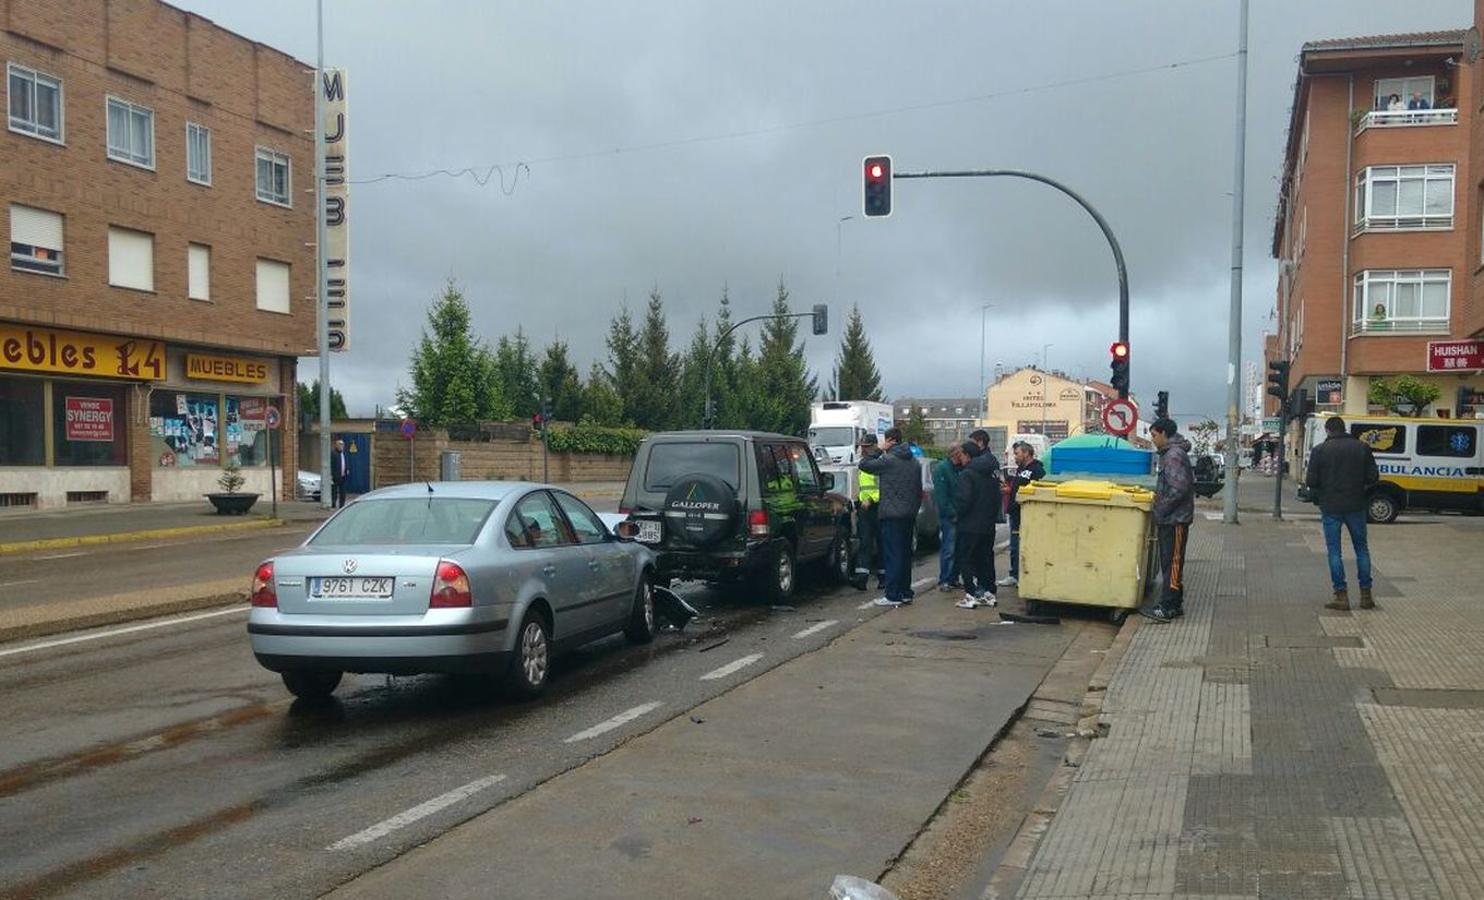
[176,0,1469,424]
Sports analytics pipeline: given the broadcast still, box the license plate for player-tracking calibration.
[310,576,395,599]
[636,520,662,544]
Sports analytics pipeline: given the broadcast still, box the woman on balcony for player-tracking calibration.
[1386,93,1404,112]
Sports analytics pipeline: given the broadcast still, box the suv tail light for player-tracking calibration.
[618,504,631,515]
[748,508,770,539]
[250,562,277,608]
[430,560,473,608]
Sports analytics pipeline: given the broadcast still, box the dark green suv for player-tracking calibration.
[618,431,853,602]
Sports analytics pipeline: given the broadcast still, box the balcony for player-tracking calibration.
[1350,317,1450,337]
[1354,108,1458,133]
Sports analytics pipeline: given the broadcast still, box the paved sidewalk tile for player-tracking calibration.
[1010,515,1484,900]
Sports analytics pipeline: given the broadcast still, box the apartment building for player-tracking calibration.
[1270,30,1484,422]
[894,396,982,449]
[1,0,315,508]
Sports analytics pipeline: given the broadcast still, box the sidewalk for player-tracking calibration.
[996,512,1484,899]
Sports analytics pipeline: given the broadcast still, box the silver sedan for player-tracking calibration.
[248,481,656,701]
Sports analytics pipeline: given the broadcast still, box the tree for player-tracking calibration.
[678,315,713,429]
[396,281,507,426]
[901,404,933,445]
[826,304,883,401]
[1189,419,1221,456]
[494,328,541,418]
[628,288,682,429]
[297,380,348,421]
[537,340,583,423]
[748,280,819,435]
[1368,375,1441,417]
[580,363,626,426]
[605,304,641,420]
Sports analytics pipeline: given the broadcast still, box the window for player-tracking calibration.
[0,377,44,465]
[10,204,63,276]
[186,122,211,185]
[792,447,821,493]
[643,442,740,491]
[1354,165,1454,231]
[312,498,498,546]
[1352,270,1450,334]
[1417,425,1476,458]
[1374,76,1435,109]
[7,63,62,142]
[553,491,608,545]
[52,382,128,467]
[255,258,290,313]
[188,243,210,301]
[149,392,220,467]
[255,147,291,206]
[106,97,154,168]
[225,396,270,467]
[1352,422,1406,455]
[108,227,154,291]
[506,492,574,548]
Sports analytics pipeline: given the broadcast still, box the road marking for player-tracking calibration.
[700,653,763,681]
[328,774,508,850]
[792,620,837,639]
[563,701,663,743]
[32,552,85,560]
[0,578,40,588]
[0,605,249,658]
[911,576,935,589]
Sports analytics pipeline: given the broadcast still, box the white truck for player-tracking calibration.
[808,400,894,465]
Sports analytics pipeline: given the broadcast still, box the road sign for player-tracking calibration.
[1428,339,1484,372]
[400,418,417,439]
[1101,397,1138,437]
[1316,378,1342,405]
[265,406,281,430]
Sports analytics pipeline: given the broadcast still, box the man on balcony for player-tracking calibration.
[1408,90,1431,111]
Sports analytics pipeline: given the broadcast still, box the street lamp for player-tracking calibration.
[1041,343,1053,435]
[979,303,994,424]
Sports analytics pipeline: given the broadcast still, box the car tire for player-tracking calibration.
[757,540,796,604]
[824,528,851,585]
[281,669,341,702]
[624,579,656,644]
[1368,491,1400,524]
[505,611,552,700]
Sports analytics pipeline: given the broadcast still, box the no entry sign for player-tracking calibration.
[1101,397,1138,437]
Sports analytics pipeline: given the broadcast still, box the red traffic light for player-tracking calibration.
[863,154,893,217]
[1110,341,1129,359]
[866,161,886,181]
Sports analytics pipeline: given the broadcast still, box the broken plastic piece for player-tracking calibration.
[654,586,699,631]
[829,875,900,900]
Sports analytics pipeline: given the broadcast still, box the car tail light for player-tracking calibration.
[250,562,277,608]
[618,504,631,515]
[748,509,769,539]
[430,560,473,608]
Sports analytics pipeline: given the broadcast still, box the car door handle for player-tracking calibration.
[542,564,558,576]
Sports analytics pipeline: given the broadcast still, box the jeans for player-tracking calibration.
[1321,510,1372,592]
[937,515,957,584]
[879,517,913,601]
[1008,507,1022,579]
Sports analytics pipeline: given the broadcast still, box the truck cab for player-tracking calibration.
[807,400,893,464]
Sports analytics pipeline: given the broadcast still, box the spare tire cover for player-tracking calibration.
[662,473,739,547]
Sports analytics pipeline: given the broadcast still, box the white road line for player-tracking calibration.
[328,774,507,851]
[791,620,837,639]
[563,701,663,743]
[0,578,40,588]
[0,605,249,659]
[910,576,935,589]
[31,551,85,560]
[700,653,763,681]
[857,599,879,610]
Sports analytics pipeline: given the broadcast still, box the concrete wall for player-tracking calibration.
[0,466,130,509]
[373,431,633,489]
[150,465,276,502]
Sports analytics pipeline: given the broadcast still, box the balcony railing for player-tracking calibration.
[1355,108,1458,133]
[1352,214,1453,236]
[1350,317,1450,336]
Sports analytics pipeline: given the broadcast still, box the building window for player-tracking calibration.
[1352,269,1450,334]
[9,204,64,276]
[0,377,45,465]
[188,243,211,301]
[52,382,128,467]
[106,97,154,168]
[108,226,154,292]
[186,122,211,185]
[7,63,63,142]
[225,397,272,467]
[149,392,220,467]
[255,258,291,313]
[1374,76,1435,109]
[255,147,291,206]
[1354,165,1454,231]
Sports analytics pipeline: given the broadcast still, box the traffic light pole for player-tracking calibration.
[702,311,822,429]
[892,169,1131,396]
[1272,406,1288,520]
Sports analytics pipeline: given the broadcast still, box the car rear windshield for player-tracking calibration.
[310,498,499,546]
[808,426,855,446]
[644,442,740,491]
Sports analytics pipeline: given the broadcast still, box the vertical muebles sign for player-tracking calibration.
[322,69,351,351]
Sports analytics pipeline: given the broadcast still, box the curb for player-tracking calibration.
[0,591,247,646]
[0,518,284,556]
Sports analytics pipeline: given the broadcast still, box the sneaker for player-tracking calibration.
[1139,606,1173,624]
[937,582,955,593]
[980,593,998,608]
[872,597,902,607]
[996,575,1018,587]
[899,596,914,606]
[1171,607,1184,618]
[955,597,980,609]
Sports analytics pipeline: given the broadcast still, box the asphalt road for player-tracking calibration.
[0,558,950,900]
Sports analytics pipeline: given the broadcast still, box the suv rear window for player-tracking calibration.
[644,442,741,491]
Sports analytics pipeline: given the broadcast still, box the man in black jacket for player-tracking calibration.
[998,441,1046,589]
[1305,416,1380,611]
[1141,418,1195,624]
[859,427,923,606]
[954,442,1002,608]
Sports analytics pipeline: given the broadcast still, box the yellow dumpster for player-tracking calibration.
[1015,479,1155,622]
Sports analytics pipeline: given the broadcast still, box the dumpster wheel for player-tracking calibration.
[1108,607,1130,626]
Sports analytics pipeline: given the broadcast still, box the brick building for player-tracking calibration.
[1,0,315,508]
[1270,30,1484,424]
[893,396,981,449]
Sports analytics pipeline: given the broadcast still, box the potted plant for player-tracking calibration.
[207,461,260,515]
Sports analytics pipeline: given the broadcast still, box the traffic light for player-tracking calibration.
[1109,341,1130,397]
[1267,360,1291,411]
[1155,390,1169,420]
[863,155,892,218]
[1290,387,1315,422]
[531,412,544,433]
[812,304,828,336]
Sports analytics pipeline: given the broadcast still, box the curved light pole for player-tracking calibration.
[979,303,994,424]
[702,311,823,429]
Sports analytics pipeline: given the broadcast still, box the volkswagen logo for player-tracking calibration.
[342,559,358,575]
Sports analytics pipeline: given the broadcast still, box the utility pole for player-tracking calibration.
[1222,0,1249,525]
[314,0,332,509]
[979,303,993,424]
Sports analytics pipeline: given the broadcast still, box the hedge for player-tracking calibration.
[543,424,649,456]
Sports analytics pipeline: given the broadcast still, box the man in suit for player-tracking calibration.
[330,438,349,508]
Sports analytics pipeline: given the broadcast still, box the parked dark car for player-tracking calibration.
[618,431,854,602]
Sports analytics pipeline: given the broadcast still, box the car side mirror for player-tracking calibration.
[612,521,639,542]
[820,472,835,492]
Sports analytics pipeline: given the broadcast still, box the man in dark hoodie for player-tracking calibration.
[954,441,1003,608]
[1141,418,1195,624]
[1305,416,1380,611]
[859,426,923,606]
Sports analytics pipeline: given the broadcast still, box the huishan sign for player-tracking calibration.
[0,324,163,380]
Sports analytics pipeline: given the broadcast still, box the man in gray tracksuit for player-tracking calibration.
[1141,418,1195,624]
[859,427,923,606]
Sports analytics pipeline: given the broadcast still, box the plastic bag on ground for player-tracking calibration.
[828,874,899,900]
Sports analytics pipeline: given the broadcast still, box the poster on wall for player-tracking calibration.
[64,397,114,442]
[149,394,219,466]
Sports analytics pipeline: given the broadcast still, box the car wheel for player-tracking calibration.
[624,579,656,644]
[505,611,551,699]
[825,528,851,585]
[758,541,796,603]
[281,669,341,702]
[1368,491,1400,524]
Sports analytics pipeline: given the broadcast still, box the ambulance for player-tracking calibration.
[1307,415,1484,523]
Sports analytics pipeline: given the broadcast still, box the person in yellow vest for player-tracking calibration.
[853,433,882,590]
